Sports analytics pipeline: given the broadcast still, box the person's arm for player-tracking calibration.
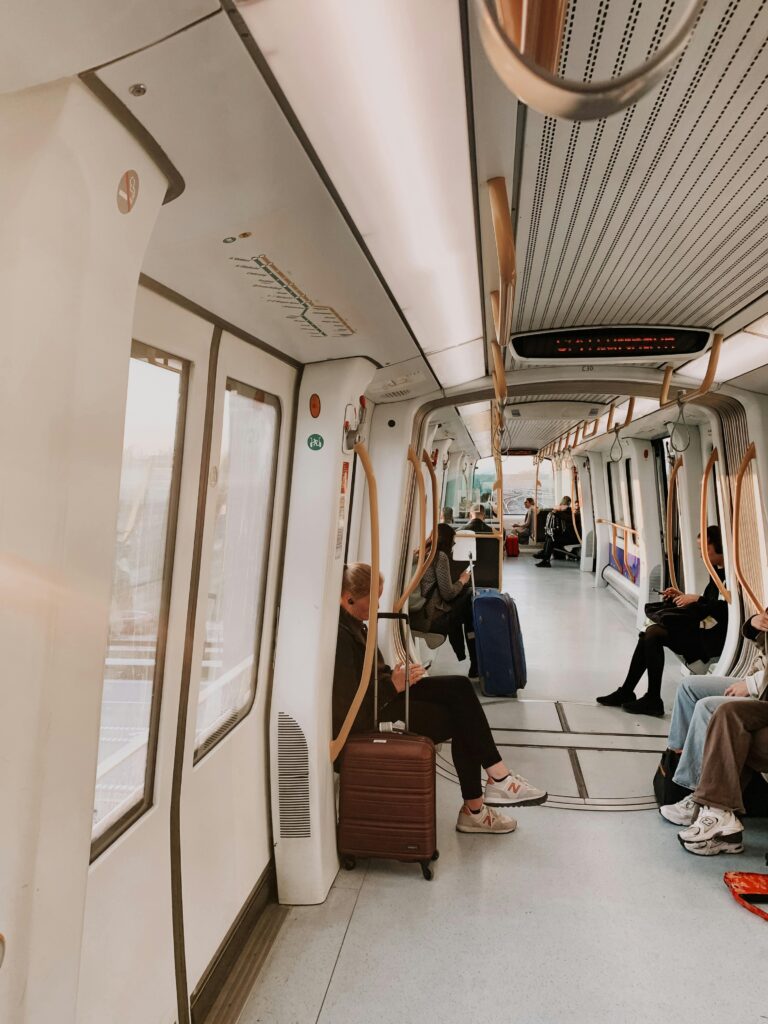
[435,552,468,600]
[742,610,768,642]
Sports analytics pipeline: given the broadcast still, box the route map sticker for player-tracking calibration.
[307,433,324,451]
[335,461,350,559]
[117,170,139,214]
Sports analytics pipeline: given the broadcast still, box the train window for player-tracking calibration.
[624,459,636,529]
[194,380,280,759]
[91,343,188,854]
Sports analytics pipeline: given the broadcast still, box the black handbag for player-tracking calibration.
[653,748,691,807]
[644,599,703,632]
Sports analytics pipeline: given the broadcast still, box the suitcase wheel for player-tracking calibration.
[342,856,356,871]
[431,850,440,861]
[420,861,434,881]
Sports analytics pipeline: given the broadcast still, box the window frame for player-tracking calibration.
[193,376,282,764]
[91,340,189,862]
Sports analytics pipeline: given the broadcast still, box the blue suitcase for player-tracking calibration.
[473,590,527,697]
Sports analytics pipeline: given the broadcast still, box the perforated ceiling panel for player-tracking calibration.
[513,0,768,336]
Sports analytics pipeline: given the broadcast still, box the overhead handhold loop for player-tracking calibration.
[669,398,691,454]
[609,427,623,464]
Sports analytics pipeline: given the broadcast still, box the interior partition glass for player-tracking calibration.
[92,343,187,854]
[194,380,280,760]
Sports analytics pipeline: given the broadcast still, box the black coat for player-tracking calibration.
[332,607,396,740]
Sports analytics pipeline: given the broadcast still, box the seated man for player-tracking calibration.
[536,496,574,568]
[512,497,535,543]
[660,608,768,824]
[676,696,768,856]
[464,503,493,534]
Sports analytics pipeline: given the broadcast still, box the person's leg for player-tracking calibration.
[641,625,668,700]
[597,633,647,705]
[673,693,734,790]
[536,537,553,566]
[668,677,731,750]
[692,701,768,814]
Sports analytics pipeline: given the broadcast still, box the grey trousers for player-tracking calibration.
[693,700,768,814]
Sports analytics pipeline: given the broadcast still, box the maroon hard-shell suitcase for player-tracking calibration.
[337,612,439,880]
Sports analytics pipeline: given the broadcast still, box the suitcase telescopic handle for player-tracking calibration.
[376,612,411,730]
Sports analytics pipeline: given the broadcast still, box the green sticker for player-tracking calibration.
[307,433,325,451]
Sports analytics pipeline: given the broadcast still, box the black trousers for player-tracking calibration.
[429,591,476,667]
[381,675,501,800]
[621,625,699,700]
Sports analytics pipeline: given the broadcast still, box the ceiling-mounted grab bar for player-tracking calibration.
[490,290,501,340]
[606,402,617,433]
[700,449,731,604]
[678,334,722,406]
[475,0,705,121]
[733,442,763,615]
[393,447,427,614]
[491,339,508,402]
[666,455,684,594]
[660,366,674,406]
[330,442,380,762]
[487,176,516,345]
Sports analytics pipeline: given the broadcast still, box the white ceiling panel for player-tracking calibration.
[476,0,768,342]
[1,0,217,94]
[97,14,425,368]
[238,0,483,359]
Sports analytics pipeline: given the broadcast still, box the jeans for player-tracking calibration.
[668,675,748,790]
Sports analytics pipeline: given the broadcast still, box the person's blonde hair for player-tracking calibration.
[341,562,383,600]
[470,503,485,518]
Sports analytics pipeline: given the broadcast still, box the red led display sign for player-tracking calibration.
[511,327,710,360]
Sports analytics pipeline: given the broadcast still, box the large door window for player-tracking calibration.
[194,380,280,759]
[92,343,187,855]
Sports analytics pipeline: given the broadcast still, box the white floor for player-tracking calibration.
[240,553,768,1024]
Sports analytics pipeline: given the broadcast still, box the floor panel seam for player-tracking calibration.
[314,868,368,1024]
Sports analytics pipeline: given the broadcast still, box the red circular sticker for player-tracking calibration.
[309,393,321,418]
[117,170,139,214]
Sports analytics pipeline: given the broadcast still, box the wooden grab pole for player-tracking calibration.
[330,442,380,762]
[700,449,731,603]
[733,442,762,614]
[393,447,427,613]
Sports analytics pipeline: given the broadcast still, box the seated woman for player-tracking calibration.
[659,607,768,824]
[597,525,728,717]
[334,563,547,834]
[412,523,476,675]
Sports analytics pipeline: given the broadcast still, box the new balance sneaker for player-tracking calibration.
[679,835,745,856]
[677,805,743,844]
[659,794,698,826]
[456,805,517,834]
[484,773,547,807]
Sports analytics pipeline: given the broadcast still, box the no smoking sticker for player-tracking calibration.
[117,170,139,214]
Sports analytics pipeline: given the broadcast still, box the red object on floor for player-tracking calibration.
[505,534,519,558]
[723,872,768,921]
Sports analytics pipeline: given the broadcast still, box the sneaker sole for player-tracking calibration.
[456,823,517,834]
[678,834,744,856]
[484,793,548,807]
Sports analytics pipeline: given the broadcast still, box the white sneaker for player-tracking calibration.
[484,773,547,807]
[456,805,517,834]
[679,835,745,857]
[677,805,743,844]
[659,794,697,826]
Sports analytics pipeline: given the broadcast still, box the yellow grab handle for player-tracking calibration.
[700,449,731,603]
[393,447,427,613]
[733,442,762,614]
[330,442,380,763]
[666,455,683,593]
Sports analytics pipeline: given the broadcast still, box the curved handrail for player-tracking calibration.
[666,455,684,593]
[622,397,636,428]
[330,442,380,762]
[733,442,762,614]
[570,467,582,544]
[491,339,508,401]
[533,457,541,543]
[700,449,731,603]
[393,447,427,614]
[596,517,639,584]
[490,290,501,339]
[606,402,617,433]
[679,334,722,405]
[487,177,516,344]
[660,365,674,406]
[475,0,704,121]
[421,449,439,576]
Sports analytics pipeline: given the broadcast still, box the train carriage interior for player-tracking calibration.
[4,1,768,1022]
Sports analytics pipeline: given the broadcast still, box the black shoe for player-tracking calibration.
[535,560,551,568]
[468,663,478,682]
[622,694,665,717]
[596,687,634,707]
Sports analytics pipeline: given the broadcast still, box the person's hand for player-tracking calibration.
[673,593,699,608]
[725,681,750,697]
[392,662,426,692]
[459,569,471,585]
[662,586,681,600]
[750,610,768,632]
